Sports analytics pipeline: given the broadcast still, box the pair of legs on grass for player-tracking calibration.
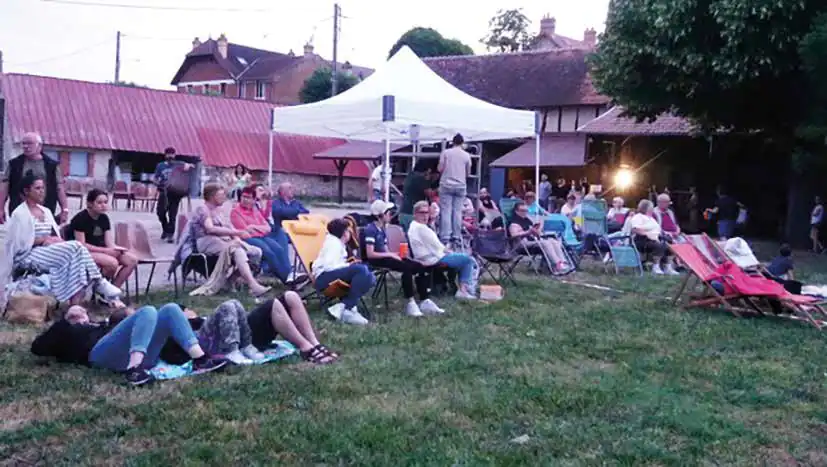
[196,236,270,296]
[89,303,226,386]
[244,232,303,286]
[90,250,138,288]
[199,294,337,365]
[520,238,571,273]
[315,263,376,325]
[633,235,678,275]
[367,257,444,318]
[435,253,477,298]
[18,240,121,304]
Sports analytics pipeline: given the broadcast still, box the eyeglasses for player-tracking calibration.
[415,210,429,214]
[517,209,529,213]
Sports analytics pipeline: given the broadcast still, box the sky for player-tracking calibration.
[1,0,609,90]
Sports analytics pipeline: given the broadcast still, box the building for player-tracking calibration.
[170,34,373,105]
[0,73,369,200]
[532,15,597,51]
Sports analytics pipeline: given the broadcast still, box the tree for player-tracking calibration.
[388,27,474,59]
[108,81,148,88]
[589,0,827,140]
[481,8,532,53]
[299,67,360,104]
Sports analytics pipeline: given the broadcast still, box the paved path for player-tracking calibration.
[0,200,362,299]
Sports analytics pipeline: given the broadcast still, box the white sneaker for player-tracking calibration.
[341,307,369,325]
[419,299,445,315]
[96,278,122,298]
[327,302,346,320]
[225,349,253,365]
[405,300,424,317]
[652,264,665,275]
[241,344,265,361]
[603,252,612,264]
[455,290,477,300]
[664,264,681,276]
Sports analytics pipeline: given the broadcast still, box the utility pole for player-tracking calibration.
[114,31,121,84]
[331,3,340,96]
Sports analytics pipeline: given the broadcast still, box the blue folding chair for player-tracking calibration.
[542,214,584,267]
[499,198,519,226]
[604,233,643,275]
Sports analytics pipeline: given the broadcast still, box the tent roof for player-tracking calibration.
[490,134,587,168]
[314,141,405,160]
[272,46,537,143]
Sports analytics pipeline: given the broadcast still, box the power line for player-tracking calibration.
[7,39,112,67]
[40,0,273,12]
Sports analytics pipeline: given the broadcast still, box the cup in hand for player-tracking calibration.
[399,242,409,258]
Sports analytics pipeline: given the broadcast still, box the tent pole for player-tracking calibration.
[335,159,348,205]
[383,125,391,202]
[534,134,541,196]
[267,131,274,191]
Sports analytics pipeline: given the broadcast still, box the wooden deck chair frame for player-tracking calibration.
[283,220,370,317]
[669,243,754,317]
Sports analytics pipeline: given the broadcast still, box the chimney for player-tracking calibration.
[583,28,597,47]
[192,37,202,51]
[288,49,295,57]
[540,15,556,37]
[303,42,314,57]
[216,34,228,59]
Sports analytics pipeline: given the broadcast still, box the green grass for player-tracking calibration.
[2,244,827,465]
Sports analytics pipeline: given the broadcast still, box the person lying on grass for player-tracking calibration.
[31,302,227,386]
[125,294,339,366]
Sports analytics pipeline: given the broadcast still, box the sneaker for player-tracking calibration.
[96,278,122,299]
[327,302,346,320]
[405,300,424,317]
[124,367,154,387]
[191,356,228,375]
[241,344,265,361]
[286,273,310,289]
[664,264,681,276]
[341,307,369,325]
[455,290,477,300]
[603,252,612,264]
[225,349,254,365]
[652,264,665,275]
[419,299,445,315]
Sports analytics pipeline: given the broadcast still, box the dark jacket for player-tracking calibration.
[31,320,111,366]
[9,154,60,214]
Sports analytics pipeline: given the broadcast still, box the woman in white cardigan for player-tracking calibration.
[1,174,121,305]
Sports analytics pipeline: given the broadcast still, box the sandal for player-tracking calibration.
[301,345,338,364]
[316,344,339,359]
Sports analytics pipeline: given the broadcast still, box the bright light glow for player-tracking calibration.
[614,168,635,190]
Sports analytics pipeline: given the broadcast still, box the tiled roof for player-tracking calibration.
[424,48,609,109]
[576,106,695,135]
[1,73,368,178]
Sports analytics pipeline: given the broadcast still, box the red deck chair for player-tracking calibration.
[670,243,750,316]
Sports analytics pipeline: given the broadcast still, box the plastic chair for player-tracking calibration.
[298,213,330,226]
[131,221,177,299]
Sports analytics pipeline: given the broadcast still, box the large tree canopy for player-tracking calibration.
[589,0,827,139]
[299,67,359,104]
[481,8,532,53]
[388,27,474,59]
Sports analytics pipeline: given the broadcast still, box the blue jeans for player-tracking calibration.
[438,185,466,243]
[438,253,474,286]
[246,236,291,282]
[718,220,735,239]
[89,303,198,372]
[316,264,376,308]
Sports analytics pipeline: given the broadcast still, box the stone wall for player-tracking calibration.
[202,166,367,202]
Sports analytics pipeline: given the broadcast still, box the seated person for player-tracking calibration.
[1,174,121,305]
[31,303,226,386]
[767,244,795,280]
[313,218,375,326]
[462,196,477,233]
[477,187,501,228]
[190,183,270,297]
[270,181,309,251]
[607,197,630,233]
[230,186,303,287]
[69,189,138,289]
[508,201,571,273]
[253,183,273,225]
[408,200,477,301]
[652,193,681,240]
[623,199,678,275]
[524,191,550,217]
[560,194,580,220]
[362,200,438,317]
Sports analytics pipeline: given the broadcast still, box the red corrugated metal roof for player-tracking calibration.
[0,73,367,178]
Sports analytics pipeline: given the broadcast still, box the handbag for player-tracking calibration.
[166,165,192,197]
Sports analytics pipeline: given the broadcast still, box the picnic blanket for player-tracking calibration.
[149,340,298,380]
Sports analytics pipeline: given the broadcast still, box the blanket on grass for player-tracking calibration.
[149,340,297,380]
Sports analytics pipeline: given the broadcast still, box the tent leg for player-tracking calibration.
[335,159,348,205]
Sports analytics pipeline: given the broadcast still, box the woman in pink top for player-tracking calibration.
[230,186,296,286]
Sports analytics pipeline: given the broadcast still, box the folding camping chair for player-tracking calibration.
[498,198,519,225]
[542,214,584,268]
[580,199,608,258]
[472,229,520,287]
[282,220,370,316]
[603,233,644,275]
[670,243,753,317]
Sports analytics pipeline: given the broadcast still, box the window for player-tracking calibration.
[202,84,211,94]
[42,150,59,162]
[255,80,266,99]
[69,151,88,177]
[239,81,245,98]
[186,84,193,93]
[220,83,227,95]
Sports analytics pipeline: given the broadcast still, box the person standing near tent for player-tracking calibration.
[154,147,193,243]
[437,134,471,247]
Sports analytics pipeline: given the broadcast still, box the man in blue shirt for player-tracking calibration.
[153,147,193,242]
[269,182,309,275]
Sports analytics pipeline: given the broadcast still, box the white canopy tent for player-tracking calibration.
[271,45,542,200]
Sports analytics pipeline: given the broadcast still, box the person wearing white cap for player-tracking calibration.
[361,200,441,317]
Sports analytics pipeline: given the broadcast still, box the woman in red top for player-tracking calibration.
[230,186,297,286]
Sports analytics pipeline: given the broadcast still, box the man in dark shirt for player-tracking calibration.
[708,187,740,240]
[153,147,193,242]
[0,132,69,223]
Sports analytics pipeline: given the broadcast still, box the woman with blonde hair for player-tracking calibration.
[624,199,678,275]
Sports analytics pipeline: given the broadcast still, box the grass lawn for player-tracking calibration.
[2,245,827,465]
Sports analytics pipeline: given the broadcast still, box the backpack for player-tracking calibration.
[166,165,192,197]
